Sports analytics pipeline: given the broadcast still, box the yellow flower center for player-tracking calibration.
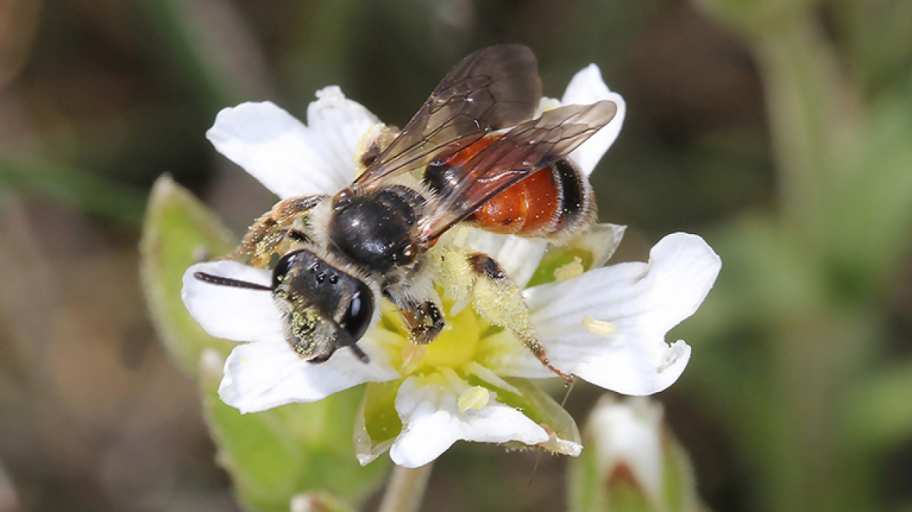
[375,297,486,376]
[419,303,480,370]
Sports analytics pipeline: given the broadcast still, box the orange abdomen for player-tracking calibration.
[424,134,596,238]
[471,167,562,235]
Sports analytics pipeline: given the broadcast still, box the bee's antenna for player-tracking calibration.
[194,272,272,291]
[327,317,372,364]
[348,343,370,364]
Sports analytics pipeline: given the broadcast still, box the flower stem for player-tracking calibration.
[377,462,434,512]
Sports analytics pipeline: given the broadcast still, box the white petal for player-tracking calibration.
[501,233,720,395]
[535,96,562,116]
[388,374,549,468]
[181,261,284,343]
[561,65,626,177]
[206,88,378,198]
[461,229,549,288]
[219,335,399,413]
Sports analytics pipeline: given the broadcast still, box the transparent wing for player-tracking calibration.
[416,100,618,242]
[351,44,541,190]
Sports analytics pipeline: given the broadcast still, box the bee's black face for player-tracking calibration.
[272,250,374,362]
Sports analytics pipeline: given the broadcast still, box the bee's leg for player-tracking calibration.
[384,271,446,345]
[224,212,282,266]
[397,300,445,344]
[225,195,326,267]
[466,253,573,384]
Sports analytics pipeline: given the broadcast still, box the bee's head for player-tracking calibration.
[272,249,375,363]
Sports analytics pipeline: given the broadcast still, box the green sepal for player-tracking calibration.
[200,351,389,512]
[661,435,703,512]
[354,380,403,465]
[527,223,625,288]
[472,376,581,456]
[139,175,237,375]
[605,478,655,512]
[527,248,595,288]
[569,421,604,512]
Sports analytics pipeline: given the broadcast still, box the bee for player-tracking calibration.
[194,44,617,381]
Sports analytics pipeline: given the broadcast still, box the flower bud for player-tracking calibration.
[290,492,355,512]
[570,396,705,512]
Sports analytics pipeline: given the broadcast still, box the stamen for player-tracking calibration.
[457,386,491,413]
[582,316,616,336]
[401,343,426,370]
[466,361,522,395]
[553,256,584,282]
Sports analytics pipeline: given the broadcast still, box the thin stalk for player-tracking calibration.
[752,15,860,242]
[378,463,434,512]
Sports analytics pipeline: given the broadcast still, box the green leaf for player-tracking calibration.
[843,360,912,449]
[139,174,237,374]
[200,351,389,512]
[824,94,912,293]
[141,178,390,511]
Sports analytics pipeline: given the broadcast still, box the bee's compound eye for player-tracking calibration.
[339,280,374,342]
[272,250,310,288]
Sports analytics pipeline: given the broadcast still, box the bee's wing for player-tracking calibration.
[415,100,618,243]
[352,44,541,190]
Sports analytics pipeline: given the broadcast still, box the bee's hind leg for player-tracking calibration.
[431,247,573,383]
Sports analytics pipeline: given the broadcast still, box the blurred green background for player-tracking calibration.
[1,0,911,511]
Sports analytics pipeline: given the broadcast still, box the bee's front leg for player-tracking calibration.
[397,300,445,344]
[225,195,327,268]
[383,270,446,345]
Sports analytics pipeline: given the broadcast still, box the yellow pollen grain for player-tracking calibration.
[457,386,490,413]
[554,257,585,282]
[582,316,616,336]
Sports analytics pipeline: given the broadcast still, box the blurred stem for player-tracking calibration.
[140,0,273,113]
[746,12,873,512]
[751,15,858,242]
[762,311,877,512]
[377,463,433,512]
[0,155,145,228]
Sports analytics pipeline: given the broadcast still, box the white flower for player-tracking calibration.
[182,67,721,468]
